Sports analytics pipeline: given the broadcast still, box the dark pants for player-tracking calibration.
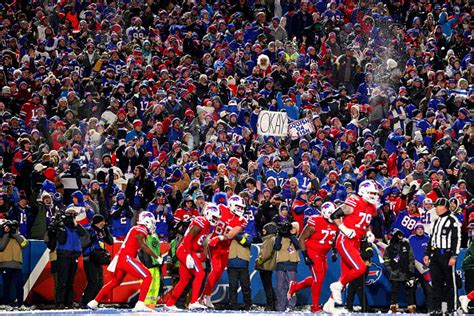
[259,270,275,309]
[56,252,79,307]
[415,272,433,312]
[1,268,23,306]
[430,252,455,312]
[228,267,251,307]
[346,271,368,311]
[390,280,415,306]
[81,259,103,305]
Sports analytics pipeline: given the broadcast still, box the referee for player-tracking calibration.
[423,198,461,314]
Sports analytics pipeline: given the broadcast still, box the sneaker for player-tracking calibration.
[323,297,335,313]
[202,295,214,308]
[389,304,398,313]
[188,302,207,310]
[407,305,416,313]
[134,301,154,311]
[329,281,344,304]
[87,300,99,310]
[18,305,30,311]
[287,281,297,300]
[165,305,180,311]
[460,295,470,313]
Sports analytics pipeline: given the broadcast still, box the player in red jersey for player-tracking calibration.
[287,202,338,312]
[323,180,379,312]
[166,203,221,310]
[87,211,159,311]
[201,195,247,308]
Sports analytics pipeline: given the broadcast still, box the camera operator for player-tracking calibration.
[54,207,90,308]
[273,218,300,312]
[0,219,28,309]
[80,214,113,307]
[42,192,67,301]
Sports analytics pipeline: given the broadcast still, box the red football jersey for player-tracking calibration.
[342,195,376,239]
[118,225,148,257]
[181,216,211,253]
[210,205,247,249]
[305,215,338,254]
[174,207,199,223]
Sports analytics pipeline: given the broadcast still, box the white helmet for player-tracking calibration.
[204,203,220,226]
[358,180,379,205]
[138,211,156,233]
[320,202,336,220]
[228,195,245,217]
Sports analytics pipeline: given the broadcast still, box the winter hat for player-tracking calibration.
[92,214,105,225]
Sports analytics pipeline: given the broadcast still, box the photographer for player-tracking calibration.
[0,219,28,309]
[80,214,113,307]
[228,232,253,310]
[273,219,300,311]
[55,208,90,309]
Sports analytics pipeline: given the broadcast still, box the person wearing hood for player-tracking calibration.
[436,8,462,40]
[124,165,155,212]
[80,214,113,307]
[384,228,416,313]
[30,191,56,240]
[385,127,407,155]
[408,224,433,312]
[67,190,94,228]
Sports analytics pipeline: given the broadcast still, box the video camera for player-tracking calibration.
[1,220,19,232]
[277,220,293,237]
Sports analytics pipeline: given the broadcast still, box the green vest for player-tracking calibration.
[146,233,161,266]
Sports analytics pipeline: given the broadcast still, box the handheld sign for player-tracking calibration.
[257,111,288,136]
[288,118,315,139]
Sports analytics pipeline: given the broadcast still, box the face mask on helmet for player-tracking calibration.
[204,203,220,226]
[228,195,245,217]
[138,211,156,233]
[321,202,336,220]
[358,180,379,205]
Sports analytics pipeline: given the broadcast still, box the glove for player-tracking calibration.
[339,224,356,239]
[331,249,338,262]
[405,277,416,288]
[256,257,263,265]
[185,254,195,269]
[366,231,375,243]
[209,236,224,247]
[156,256,163,265]
[302,250,313,266]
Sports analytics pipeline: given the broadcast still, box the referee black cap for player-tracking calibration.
[434,198,449,208]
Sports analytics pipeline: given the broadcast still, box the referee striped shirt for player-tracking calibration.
[427,211,461,255]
